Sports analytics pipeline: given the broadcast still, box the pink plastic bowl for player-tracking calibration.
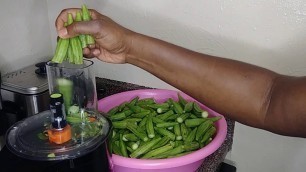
[98,89,227,172]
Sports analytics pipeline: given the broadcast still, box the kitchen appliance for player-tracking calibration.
[5,110,112,172]
[0,62,50,118]
[4,59,113,172]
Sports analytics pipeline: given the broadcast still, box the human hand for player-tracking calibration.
[55,8,133,64]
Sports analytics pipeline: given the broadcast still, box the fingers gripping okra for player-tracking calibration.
[51,4,95,64]
[108,92,222,159]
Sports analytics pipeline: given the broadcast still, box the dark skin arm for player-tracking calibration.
[56,9,306,138]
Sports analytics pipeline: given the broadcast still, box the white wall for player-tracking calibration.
[46,1,306,172]
[1,0,305,171]
[0,0,52,74]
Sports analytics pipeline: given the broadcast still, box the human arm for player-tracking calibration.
[55,9,306,138]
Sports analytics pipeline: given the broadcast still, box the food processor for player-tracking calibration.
[5,60,113,171]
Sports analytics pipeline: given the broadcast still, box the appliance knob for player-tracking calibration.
[35,62,47,76]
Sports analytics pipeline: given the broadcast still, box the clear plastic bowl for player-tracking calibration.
[98,89,227,172]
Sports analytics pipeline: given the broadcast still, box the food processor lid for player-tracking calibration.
[1,64,49,95]
[6,110,111,161]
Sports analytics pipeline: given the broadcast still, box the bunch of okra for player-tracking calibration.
[108,93,221,159]
[52,5,95,64]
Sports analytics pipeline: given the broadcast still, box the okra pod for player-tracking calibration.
[142,143,174,159]
[108,106,119,116]
[127,104,147,113]
[119,134,128,157]
[156,122,179,128]
[172,100,184,114]
[136,98,155,105]
[174,124,182,140]
[184,102,194,113]
[178,93,188,107]
[138,116,148,128]
[75,11,87,48]
[157,110,174,121]
[152,116,165,123]
[185,127,198,143]
[155,127,176,141]
[112,141,122,156]
[81,4,95,45]
[185,118,207,127]
[183,142,200,151]
[195,120,213,141]
[180,123,189,141]
[127,141,139,150]
[131,110,150,118]
[157,107,169,114]
[153,145,185,159]
[128,96,139,106]
[52,38,69,63]
[127,124,148,142]
[146,114,155,138]
[209,116,222,122]
[109,112,126,121]
[112,121,127,129]
[130,137,161,158]
[176,113,190,123]
[200,126,216,144]
[123,133,139,142]
[151,136,171,150]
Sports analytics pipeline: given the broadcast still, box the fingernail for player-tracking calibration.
[93,49,101,55]
[58,28,67,37]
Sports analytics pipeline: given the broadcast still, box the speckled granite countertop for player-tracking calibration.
[96,77,235,172]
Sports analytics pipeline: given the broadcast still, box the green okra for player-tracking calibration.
[128,96,139,106]
[109,112,126,121]
[171,100,184,114]
[152,116,165,123]
[127,124,148,142]
[52,38,69,63]
[151,136,171,150]
[136,98,155,105]
[180,123,189,141]
[131,110,151,118]
[200,126,216,144]
[108,106,119,116]
[156,122,179,128]
[123,133,139,142]
[174,124,182,140]
[81,4,95,45]
[185,118,207,127]
[176,113,190,123]
[184,102,194,113]
[183,142,200,151]
[130,137,161,158]
[112,141,122,156]
[156,110,174,121]
[177,93,188,107]
[185,127,198,143]
[75,11,87,48]
[142,143,174,159]
[127,104,147,113]
[155,127,176,141]
[127,141,139,150]
[138,116,148,128]
[146,114,155,138]
[153,145,185,159]
[195,120,213,141]
[119,134,128,157]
